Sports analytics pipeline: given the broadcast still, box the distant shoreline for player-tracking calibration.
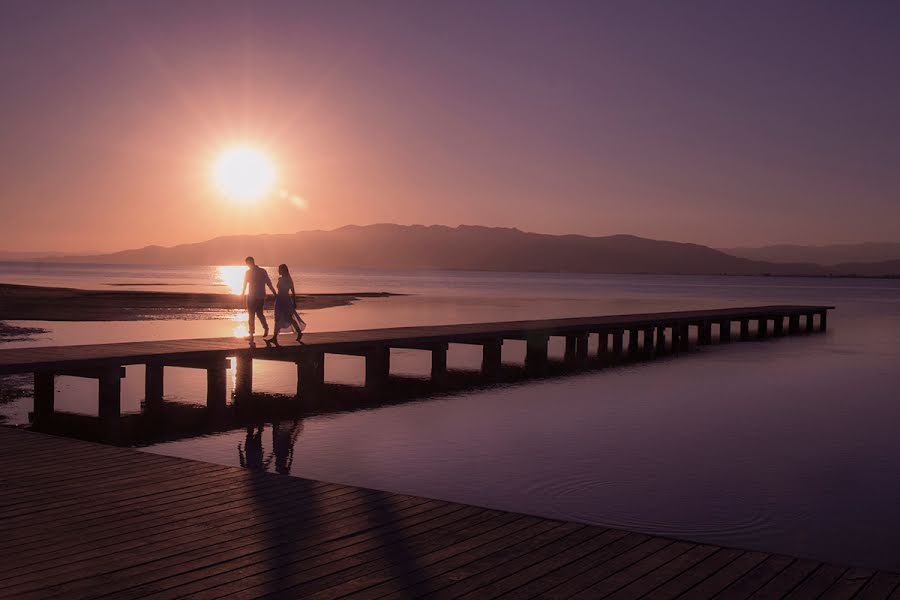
[0,283,397,322]
[3,259,900,280]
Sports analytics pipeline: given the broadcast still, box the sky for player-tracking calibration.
[1,1,899,253]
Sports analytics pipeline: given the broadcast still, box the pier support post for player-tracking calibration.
[698,322,712,345]
[235,355,253,400]
[819,311,828,332]
[481,340,503,377]
[206,366,227,411]
[774,316,785,337]
[98,366,122,428]
[805,313,815,332]
[575,333,589,363]
[145,364,164,406]
[611,330,624,359]
[431,344,448,383]
[789,315,801,334]
[596,332,609,361]
[297,350,325,396]
[564,335,578,364]
[758,318,768,338]
[365,347,391,389]
[525,335,549,373]
[628,329,640,355]
[719,321,731,343]
[681,324,691,351]
[643,328,655,356]
[33,371,55,423]
[655,325,667,354]
[740,319,750,341]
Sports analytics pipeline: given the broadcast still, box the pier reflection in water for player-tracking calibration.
[30,352,636,448]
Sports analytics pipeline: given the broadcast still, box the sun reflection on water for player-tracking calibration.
[216,266,246,295]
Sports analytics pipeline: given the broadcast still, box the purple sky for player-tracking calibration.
[1,1,899,252]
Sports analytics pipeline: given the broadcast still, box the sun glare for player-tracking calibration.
[213,145,276,203]
[216,265,247,294]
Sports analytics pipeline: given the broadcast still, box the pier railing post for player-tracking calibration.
[758,318,768,338]
[789,314,801,334]
[819,310,828,332]
[805,313,815,332]
[740,319,750,340]
[33,371,55,423]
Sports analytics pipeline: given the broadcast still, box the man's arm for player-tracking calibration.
[266,272,276,295]
[241,272,248,297]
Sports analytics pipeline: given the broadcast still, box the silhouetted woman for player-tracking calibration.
[265,264,306,347]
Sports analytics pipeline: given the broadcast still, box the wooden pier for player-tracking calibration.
[1,425,897,599]
[0,306,832,429]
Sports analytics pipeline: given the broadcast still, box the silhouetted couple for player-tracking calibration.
[240,256,305,346]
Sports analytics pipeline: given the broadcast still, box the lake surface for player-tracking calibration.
[3,262,900,570]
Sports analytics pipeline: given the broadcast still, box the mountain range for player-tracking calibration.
[8,224,900,277]
[723,242,900,266]
[23,223,895,277]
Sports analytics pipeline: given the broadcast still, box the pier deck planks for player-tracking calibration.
[0,305,832,375]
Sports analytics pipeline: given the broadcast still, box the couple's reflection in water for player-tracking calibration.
[238,419,303,475]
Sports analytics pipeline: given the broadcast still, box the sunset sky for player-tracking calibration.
[1,1,899,253]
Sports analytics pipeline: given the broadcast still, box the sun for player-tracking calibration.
[212,145,276,203]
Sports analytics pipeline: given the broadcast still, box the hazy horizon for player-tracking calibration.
[2,1,899,253]
[7,221,900,258]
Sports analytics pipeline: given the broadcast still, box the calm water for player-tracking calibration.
[3,263,900,569]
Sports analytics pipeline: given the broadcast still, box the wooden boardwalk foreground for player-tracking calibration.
[1,427,897,600]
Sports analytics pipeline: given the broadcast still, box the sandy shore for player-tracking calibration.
[0,283,395,322]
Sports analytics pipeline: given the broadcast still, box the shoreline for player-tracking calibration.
[0,283,397,322]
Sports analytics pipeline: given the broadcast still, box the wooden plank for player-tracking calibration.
[604,543,720,599]
[852,572,900,599]
[818,567,877,600]
[782,564,848,599]
[678,551,769,597]
[743,558,822,599]
[713,555,796,599]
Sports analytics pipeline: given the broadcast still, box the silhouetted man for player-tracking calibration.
[240,256,276,339]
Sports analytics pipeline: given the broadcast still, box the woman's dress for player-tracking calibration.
[274,276,302,332]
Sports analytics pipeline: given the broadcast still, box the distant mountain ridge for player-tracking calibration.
[724,242,900,265]
[49,224,832,276]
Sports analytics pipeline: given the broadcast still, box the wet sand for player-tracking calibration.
[0,283,396,322]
